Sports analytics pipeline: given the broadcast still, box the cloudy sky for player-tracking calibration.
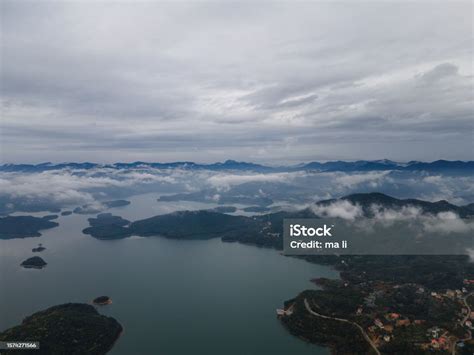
[1,1,472,164]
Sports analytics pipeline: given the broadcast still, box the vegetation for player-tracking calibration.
[209,206,237,213]
[87,213,130,228]
[82,213,131,239]
[32,244,46,253]
[0,216,58,239]
[279,255,473,353]
[93,296,112,305]
[20,256,47,269]
[0,303,122,355]
[280,291,370,354]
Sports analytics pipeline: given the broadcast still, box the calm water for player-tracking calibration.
[0,194,338,354]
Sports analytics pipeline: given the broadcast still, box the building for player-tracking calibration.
[431,339,440,349]
[396,319,410,327]
[387,313,400,320]
[374,319,384,329]
[446,290,455,298]
[428,327,441,338]
[416,287,425,294]
[276,309,292,316]
[438,337,448,350]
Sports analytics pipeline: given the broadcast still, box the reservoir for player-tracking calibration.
[0,194,338,354]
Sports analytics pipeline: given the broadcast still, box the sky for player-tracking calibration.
[1,1,473,164]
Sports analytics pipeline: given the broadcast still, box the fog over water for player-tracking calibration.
[1,166,474,218]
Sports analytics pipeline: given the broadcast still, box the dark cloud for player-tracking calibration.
[0,1,472,163]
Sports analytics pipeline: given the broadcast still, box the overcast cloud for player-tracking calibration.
[1,1,472,163]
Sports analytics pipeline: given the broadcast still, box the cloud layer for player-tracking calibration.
[1,1,473,163]
[1,167,473,215]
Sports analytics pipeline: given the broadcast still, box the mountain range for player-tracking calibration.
[1,159,473,173]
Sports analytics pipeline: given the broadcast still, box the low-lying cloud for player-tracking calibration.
[0,167,473,214]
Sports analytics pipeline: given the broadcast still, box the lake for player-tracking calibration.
[0,194,338,354]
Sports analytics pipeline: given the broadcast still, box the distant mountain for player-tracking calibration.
[158,189,273,206]
[464,203,474,213]
[299,160,401,171]
[402,160,474,172]
[1,159,473,173]
[0,160,271,172]
[0,162,99,172]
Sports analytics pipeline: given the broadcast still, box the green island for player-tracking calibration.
[0,303,122,355]
[31,244,46,253]
[82,213,132,240]
[0,216,59,239]
[93,296,112,306]
[20,256,47,269]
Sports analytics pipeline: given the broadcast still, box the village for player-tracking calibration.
[278,278,474,354]
[350,279,473,352]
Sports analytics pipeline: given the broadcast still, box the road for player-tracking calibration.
[304,298,381,355]
[451,292,473,355]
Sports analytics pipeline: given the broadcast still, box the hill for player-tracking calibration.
[0,303,122,355]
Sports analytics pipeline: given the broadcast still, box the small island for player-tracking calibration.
[0,303,122,355]
[61,210,73,216]
[103,200,131,208]
[20,256,47,269]
[32,243,46,253]
[93,296,112,305]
